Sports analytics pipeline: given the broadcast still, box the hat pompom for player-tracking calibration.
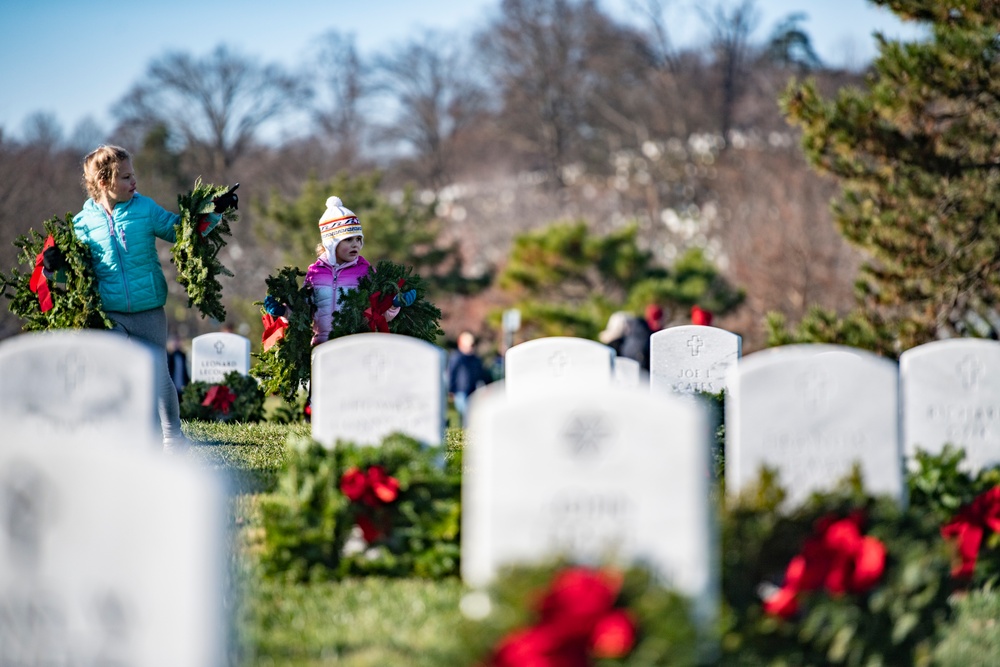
[326,196,343,208]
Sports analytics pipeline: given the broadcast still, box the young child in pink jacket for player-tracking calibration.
[304,196,400,346]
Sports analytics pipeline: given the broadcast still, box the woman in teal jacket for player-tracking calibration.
[69,145,234,452]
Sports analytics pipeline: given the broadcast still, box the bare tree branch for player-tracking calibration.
[113,46,309,176]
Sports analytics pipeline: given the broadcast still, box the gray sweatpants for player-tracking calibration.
[105,307,182,443]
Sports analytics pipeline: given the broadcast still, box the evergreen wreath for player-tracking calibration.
[329,259,443,343]
[259,433,461,581]
[250,266,315,406]
[450,561,701,667]
[721,449,1000,666]
[0,213,112,331]
[172,179,237,322]
[179,370,265,422]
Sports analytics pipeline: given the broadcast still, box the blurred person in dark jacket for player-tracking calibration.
[447,331,490,426]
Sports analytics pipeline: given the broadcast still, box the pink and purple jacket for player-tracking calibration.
[304,253,399,345]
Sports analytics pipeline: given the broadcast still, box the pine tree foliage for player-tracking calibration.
[329,260,444,343]
[498,221,743,339]
[765,307,899,357]
[0,213,112,331]
[172,179,236,322]
[781,1,1000,348]
[250,266,315,405]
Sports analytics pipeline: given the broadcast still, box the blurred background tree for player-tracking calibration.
[779,0,1000,353]
[496,221,743,339]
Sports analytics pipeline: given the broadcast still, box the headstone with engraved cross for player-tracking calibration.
[311,333,446,447]
[0,330,159,445]
[504,337,615,398]
[462,381,717,625]
[0,432,228,666]
[650,325,741,396]
[725,344,903,506]
[190,332,250,384]
[900,339,1000,472]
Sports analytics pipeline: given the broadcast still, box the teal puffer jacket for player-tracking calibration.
[73,193,179,313]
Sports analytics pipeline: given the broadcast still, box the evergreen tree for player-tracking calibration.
[498,221,743,339]
[780,1,1000,351]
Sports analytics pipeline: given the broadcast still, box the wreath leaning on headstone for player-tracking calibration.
[172,179,238,322]
[180,370,266,422]
[0,213,112,331]
[329,259,443,343]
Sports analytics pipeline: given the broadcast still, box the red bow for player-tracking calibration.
[363,290,395,333]
[691,305,713,326]
[491,567,637,666]
[340,466,400,542]
[201,384,236,415]
[764,511,886,619]
[941,486,1000,580]
[29,235,56,313]
[261,313,289,351]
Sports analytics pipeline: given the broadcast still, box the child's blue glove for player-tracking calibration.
[393,289,417,307]
[263,295,287,317]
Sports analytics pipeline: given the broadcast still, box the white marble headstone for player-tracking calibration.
[462,382,716,623]
[311,333,445,447]
[190,332,250,384]
[650,325,741,396]
[504,337,614,397]
[613,356,644,388]
[0,436,226,666]
[900,339,1000,472]
[726,344,903,506]
[0,330,158,445]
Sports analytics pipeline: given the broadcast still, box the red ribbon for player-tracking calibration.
[491,567,636,666]
[941,486,1000,580]
[261,313,289,351]
[764,511,886,619]
[363,290,395,333]
[691,305,713,326]
[201,385,236,415]
[340,466,400,542]
[29,235,56,313]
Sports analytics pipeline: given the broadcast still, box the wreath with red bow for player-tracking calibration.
[179,370,266,422]
[329,259,443,343]
[0,213,111,331]
[451,562,700,667]
[723,448,1000,666]
[259,432,461,580]
[250,266,315,406]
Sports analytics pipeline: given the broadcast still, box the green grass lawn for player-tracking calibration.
[184,421,1000,667]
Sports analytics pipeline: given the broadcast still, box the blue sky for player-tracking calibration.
[0,0,926,141]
